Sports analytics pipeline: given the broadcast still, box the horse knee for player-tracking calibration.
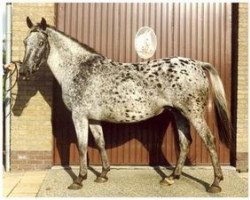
[78,144,88,155]
[95,137,105,150]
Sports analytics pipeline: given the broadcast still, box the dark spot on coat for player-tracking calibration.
[152,64,158,67]
[110,61,117,66]
[168,68,174,73]
[133,63,141,71]
[169,63,175,68]
[163,58,170,63]
[81,55,104,67]
[177,84,182,90]
[179,59,189,64]
[157,83,162,88]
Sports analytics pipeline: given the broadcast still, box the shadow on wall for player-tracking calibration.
[12,65,192,171]
[12,65,53,116]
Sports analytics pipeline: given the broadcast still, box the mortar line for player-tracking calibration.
[6,177,22,197]
[36,171,48,197]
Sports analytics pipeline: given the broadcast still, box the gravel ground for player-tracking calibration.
[37,167,248,197]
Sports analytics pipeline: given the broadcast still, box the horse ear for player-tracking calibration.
[40,17,47,30]
[26,17,33,29]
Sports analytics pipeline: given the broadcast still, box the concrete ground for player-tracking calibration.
[3,170,47,197]
[3,166,248,197]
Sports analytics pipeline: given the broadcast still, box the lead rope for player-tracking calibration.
[3,61,20,92]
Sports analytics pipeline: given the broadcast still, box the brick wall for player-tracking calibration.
[11,3,55,170]
[236,3,248,171]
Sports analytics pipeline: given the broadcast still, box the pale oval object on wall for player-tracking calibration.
[134,26,157,59]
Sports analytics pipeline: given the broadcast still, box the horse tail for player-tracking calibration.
[201,62,232,148]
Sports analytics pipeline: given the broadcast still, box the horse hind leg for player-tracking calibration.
[189,114,223,193]
[89,120,110,183]
[161,109,191,185]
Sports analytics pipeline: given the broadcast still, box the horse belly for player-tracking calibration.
[99,93,167,123]
[103,106,164,123]
[87,71,170,123]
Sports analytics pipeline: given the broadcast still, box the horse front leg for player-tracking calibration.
[68,113,89,190]
[89,120,110,183]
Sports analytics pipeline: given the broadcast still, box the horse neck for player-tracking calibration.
[45,27,93,84]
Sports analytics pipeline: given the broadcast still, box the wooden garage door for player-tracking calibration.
[53,3,233,166]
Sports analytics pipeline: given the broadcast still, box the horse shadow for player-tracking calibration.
[12,66,209,190]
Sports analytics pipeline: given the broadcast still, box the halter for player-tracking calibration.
[29,25,49,37]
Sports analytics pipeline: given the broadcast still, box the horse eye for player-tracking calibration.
[39,41,44,46]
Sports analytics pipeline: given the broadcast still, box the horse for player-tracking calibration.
[19,17,232,193]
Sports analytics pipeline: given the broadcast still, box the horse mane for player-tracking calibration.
[37,23,104,57]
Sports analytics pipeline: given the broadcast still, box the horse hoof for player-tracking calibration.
[160,177,175,186]
[95,176,108,183]
[68,182,82,190]
[207,185,222,193]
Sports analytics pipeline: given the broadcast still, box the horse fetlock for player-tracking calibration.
[216,174,224,181]
[172,174,181,180]
[103,166,111,172]
[79,173,88,180]
[214,170,224,182]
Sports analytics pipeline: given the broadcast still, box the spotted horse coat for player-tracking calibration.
[20,17,232,193]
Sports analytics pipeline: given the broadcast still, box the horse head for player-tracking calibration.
[20,17,49,80]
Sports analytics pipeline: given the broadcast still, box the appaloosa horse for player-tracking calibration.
[19,17,232,193]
